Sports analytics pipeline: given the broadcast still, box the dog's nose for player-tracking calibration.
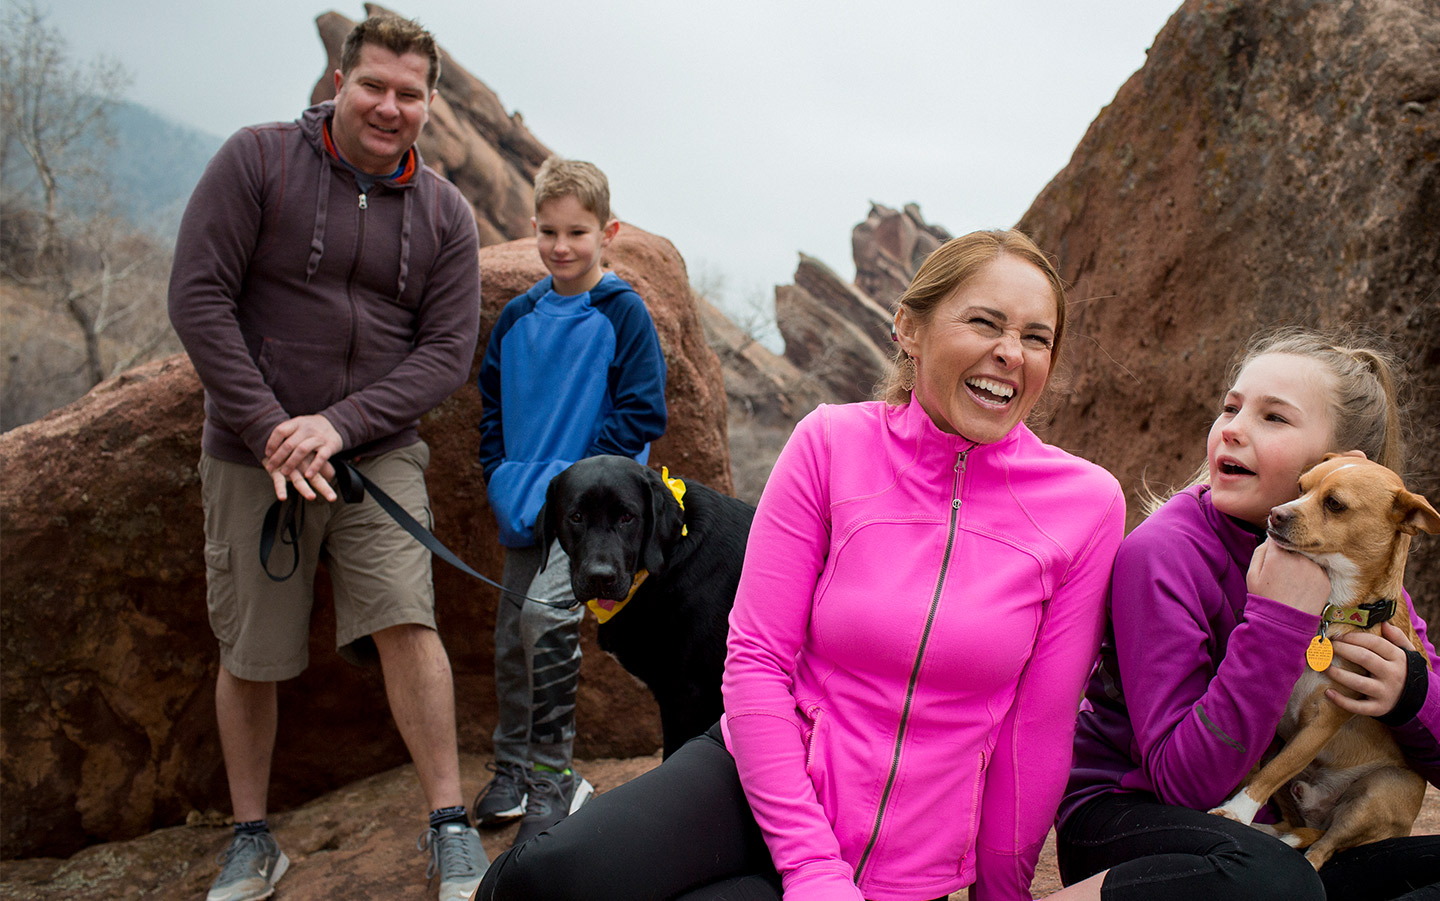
[1269,506,1293,529]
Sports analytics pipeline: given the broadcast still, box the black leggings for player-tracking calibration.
[475,723,783,900]
[1057,791,1440,901]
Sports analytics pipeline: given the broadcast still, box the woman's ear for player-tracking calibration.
[894,308,919,356]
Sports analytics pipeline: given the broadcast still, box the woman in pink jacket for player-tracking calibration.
[475,229,1126,901]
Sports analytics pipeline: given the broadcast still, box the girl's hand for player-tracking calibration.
[1326,623,1416,717]
[1247,539,1331,615]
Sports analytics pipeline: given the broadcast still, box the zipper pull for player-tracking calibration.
[358,192,368,210]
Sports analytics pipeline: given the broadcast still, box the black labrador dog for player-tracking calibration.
[537,455,755,758]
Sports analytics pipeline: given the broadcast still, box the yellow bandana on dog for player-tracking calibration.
[584,468,689,623]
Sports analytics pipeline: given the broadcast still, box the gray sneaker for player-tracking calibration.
[418,821,488,901]
[513,769,594,846]
[472,760,528,827]
[206,831,289,901]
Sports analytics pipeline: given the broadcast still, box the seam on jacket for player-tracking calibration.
[1194,701,1246,752]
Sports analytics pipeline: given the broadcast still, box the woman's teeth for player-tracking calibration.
[966,378,1014,403]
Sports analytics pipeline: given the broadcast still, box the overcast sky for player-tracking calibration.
[48,0,1179,324]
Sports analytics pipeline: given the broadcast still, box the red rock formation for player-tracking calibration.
[0,225,728,859]
[852,202,952,312]
[311,4,551,247]
[1016,0,1440,620]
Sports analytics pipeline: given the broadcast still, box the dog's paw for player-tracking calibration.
[1208,806,1244,822]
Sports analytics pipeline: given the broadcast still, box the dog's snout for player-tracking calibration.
[1269,505,1294,529]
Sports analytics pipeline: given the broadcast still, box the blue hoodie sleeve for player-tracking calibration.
[588,288,667,459]
[477,296,529,483]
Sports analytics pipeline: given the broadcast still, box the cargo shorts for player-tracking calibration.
[198,441,436,681]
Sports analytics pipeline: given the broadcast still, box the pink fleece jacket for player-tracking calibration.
[722,400,1125,901]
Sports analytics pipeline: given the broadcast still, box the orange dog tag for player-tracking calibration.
[1306,635,1334,672]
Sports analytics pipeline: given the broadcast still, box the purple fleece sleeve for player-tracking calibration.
[1110,517,1320,809]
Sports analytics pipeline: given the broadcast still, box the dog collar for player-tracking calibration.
[587,570,648,624]
[662,466,688,537]
[1323,598,1398,629]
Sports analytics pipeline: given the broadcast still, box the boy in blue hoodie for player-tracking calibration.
[475,157,667,846]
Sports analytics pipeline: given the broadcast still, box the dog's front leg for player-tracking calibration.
[1210,691,1354,825]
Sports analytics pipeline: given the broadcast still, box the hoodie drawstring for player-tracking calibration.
[305,153,331,284]
[396,188,413,302]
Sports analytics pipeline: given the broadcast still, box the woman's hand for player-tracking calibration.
[1247,539,1331,615]
[1325,622,1415,717]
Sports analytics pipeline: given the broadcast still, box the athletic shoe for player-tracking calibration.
[513,768,594,846]
[206,831,289,901]
[418,821,488,901]
[472,760,528,827]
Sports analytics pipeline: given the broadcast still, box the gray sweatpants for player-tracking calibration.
[492,539,582,773]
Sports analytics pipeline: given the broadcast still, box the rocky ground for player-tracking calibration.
[3,753,1436,899]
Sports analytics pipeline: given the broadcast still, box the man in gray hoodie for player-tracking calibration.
[168,14,485,901]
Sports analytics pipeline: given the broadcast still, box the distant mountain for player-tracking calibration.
[98,101,223,236]
[1,99,222,239]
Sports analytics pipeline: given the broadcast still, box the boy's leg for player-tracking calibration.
[492,544,546,767]
[477,724,779,901]
[512,540,587,845]
[522,539,582,774]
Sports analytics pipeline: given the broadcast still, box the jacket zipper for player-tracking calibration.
[854,448,968,881]
[342,188,366,396]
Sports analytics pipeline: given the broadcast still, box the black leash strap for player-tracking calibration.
[257,460,576,609]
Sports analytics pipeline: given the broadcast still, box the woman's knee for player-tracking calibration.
[477,839,588,901]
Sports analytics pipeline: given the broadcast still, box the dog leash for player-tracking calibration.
[258,460,577,609]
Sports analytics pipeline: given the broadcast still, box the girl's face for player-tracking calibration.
[1207,353,1337,527]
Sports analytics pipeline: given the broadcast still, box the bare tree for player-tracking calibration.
[0,0,129,271]
[0,1,178,428]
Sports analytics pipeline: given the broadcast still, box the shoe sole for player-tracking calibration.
[476,795,527,827]
[569,778,595,814]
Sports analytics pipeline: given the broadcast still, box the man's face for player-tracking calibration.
[330,43,434,175]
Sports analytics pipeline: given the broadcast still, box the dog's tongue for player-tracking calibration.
[593,598,618,612]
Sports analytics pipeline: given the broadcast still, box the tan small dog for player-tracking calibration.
[1210,454,1440,868]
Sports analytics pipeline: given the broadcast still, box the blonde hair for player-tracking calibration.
[341,14,441,91]
[533,157,612,224]
[1146,327,1408,514]
[878,228,1067,405]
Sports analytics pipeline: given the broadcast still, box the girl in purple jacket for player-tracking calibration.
[1052,329,1440,901]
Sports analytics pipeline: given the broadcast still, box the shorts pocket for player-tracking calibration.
[204,540,241,644]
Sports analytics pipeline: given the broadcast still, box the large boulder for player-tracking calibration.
[0,224,729,859]
[1016,0,1440,621]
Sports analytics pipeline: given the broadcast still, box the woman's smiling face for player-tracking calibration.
[895,254,1058,444]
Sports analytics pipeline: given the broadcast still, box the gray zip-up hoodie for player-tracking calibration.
[168,101,481,466]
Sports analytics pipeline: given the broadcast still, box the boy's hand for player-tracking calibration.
[1325,622,1415,717]
[265,415,341,502]
[1247,539,1331,615]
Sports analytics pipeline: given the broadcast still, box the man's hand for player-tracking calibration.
[264,415,342,502]
[1247,538,1331,615]
[1326,622,1416,717]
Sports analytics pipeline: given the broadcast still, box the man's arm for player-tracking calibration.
[168,128,293,467]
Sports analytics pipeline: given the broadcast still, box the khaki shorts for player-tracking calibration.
[199,442,436,681]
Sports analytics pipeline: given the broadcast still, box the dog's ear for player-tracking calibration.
[535,470,566,569]
[1394,488,1440,536]
[641,465,686,575]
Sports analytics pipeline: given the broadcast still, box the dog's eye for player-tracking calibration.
[619,513,635,524]
[569,512,582,523]
[1323,496,1346,515]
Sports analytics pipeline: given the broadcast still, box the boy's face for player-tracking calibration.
[533,194,619,295]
